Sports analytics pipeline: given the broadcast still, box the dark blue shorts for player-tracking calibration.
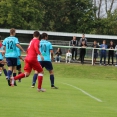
[0,59,4,67]
[6,58,17,67]
[39,61,53,71]
[94,53,98,59]
[17,64,21,70]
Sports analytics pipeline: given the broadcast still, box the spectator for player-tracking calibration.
[80,41,87,64]
[55,48,62,63]
[92,40,99,65]
[115,45,117,66]
[78,34,87,61]
[66,49,72,63]
[100,40,107,66]
[108,40,115,65]
[70,36,78,60]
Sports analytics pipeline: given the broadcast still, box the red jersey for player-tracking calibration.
[25,38,41,60]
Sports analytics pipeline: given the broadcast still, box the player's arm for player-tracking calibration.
[19,56,24,61]
[34,41,44,61]
[50,50,54,61]
[16,44,25,53]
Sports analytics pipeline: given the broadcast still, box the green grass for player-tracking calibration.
[0,63,117,117]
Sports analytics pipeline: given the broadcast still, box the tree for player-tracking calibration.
[41,0,95,33]
[0,0,44,29]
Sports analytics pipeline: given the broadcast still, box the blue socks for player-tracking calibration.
[50,75,54,87]
[3,69,7,77]
[32,74,38,84]
[7,70,12,80]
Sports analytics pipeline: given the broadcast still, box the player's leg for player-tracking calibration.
[2,66,8,79]
[10,60,31,86]
[17,65,22,82]
[45,61,58,89]
[32,61,45,92]
[6,58,13,86]
[31,71,38,88]
[31,61,44,88]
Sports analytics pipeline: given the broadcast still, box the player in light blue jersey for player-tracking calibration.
[2,28,25,86]
[0,36,7,78]
[13,47,24,82]
[31,33,58,89]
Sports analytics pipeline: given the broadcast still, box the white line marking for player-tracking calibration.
[62,82,103,102]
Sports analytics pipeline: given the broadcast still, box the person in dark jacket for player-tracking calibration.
[80,41,87,64]
[70,36,78,60]
[108,40,115,65]
[55,48,62,63]
[92,40,99,65]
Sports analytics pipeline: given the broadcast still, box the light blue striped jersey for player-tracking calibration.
[38,40,53,61]
[2,36,19,58]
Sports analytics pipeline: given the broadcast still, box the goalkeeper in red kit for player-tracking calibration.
[11,31,46,92]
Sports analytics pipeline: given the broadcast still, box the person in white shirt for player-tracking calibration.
[66,49,72,63]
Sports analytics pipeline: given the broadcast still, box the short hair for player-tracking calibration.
[10,28,16,35]
[41,33,48,39]
[33,31,40,37]
[103,40,106,42]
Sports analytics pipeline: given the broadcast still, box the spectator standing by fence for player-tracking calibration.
[80,41,87,64]
[100,40,107,66]
[108,40,115,65]
[78,34,87,61]
[92,40,99,65]
[115,45,117,66]
[70,36,78,61]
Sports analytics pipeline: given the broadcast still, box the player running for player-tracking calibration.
[12,46,24,83]
[2,28,25,86]
[31,33,58,89]
[10,31,46,92]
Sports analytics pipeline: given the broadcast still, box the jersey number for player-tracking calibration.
[41,44,47,52]
[7,41,13,49]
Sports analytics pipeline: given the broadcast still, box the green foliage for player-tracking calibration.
[0,0,117,35]
[0,0,44,29]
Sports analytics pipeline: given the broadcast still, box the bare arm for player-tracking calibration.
[50,50,54,61]
[16,44,25,52]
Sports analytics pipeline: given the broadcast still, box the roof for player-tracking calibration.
[0,28,117,40]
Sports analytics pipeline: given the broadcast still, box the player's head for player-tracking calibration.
[10,28,16,36]
[41,33,48,40]
[33,31,40,39]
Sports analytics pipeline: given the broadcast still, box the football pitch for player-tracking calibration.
[0,63,117,117]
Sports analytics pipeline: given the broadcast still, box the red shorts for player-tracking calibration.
[24,59,43,73]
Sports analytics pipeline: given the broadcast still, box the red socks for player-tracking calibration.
[14,73,25,80]
[38,75,43,89]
